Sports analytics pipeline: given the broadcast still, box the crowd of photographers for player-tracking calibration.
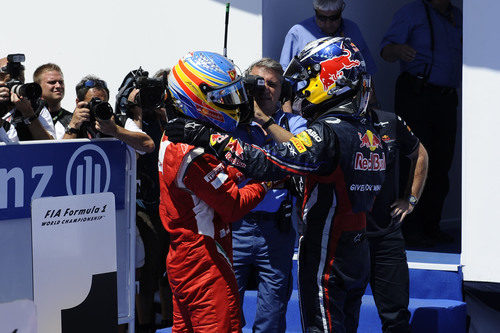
[0,54,175,331]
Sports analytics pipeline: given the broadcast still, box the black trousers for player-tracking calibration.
[299,230,369,333]
[369,227,411,333]
[394,73,458,235]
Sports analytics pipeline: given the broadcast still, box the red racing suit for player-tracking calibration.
[158,136,268,332]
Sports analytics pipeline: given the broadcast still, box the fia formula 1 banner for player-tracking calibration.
[0,140,135,330]
[32,193,117,333]
[0,140,126,221]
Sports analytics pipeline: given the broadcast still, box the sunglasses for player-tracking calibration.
[82,79,107,89]
[315,6,344,22]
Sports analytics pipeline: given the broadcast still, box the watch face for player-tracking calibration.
[409,196,417,205]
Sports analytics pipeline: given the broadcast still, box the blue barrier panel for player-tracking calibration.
[0,140,126,219]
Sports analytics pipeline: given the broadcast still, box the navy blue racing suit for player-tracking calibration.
[205,111,386,332]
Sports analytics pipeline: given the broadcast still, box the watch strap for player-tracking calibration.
[262,117,275,130]
[65,126,79,135]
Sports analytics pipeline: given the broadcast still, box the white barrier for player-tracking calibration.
[0,139,136,332]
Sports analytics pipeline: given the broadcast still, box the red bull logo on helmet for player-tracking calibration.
[358,130,382,152]
[318,49,360,91]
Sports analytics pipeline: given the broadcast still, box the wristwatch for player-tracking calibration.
[408,195,418,206]
[262,117,276,130]
[65,126,79,135]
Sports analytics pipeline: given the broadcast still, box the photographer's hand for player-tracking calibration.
[63,102,90,139]
[11,92,34,118]
[70,102,90,129]
[253,105,293,144]
[96,115,154,153]
[0,83,10,103]
[127,88,143,128]
[11,93,54,140]
[95,116,118,136]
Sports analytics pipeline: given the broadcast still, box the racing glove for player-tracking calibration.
[164,117,236,161]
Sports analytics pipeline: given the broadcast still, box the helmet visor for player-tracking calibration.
[283,57,310,82]
[206,78,248,110]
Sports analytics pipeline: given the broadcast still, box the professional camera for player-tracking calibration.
[243,75,265,97]
[135,75,166,110]
[1,54,42,101]
[5,80,42,101]
[116,67,167,119]
[0,54,44,118]
[236,75,266,124]
[87,97,113,120]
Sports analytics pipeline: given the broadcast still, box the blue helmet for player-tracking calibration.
[168,51,249,132]
[284,37,371,118]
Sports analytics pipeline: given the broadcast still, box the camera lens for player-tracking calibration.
[10,82,42,101]
[88,97,113,120]
[94,102,113,120]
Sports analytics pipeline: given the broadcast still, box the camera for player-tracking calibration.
[235,75,266,124]
[0,54,44,117]
[135,75,166,110]
[116,67,167,118]
[243,75,265,97]
[0,54,42,101]
[5,80,42,101]
[88,97,113,120]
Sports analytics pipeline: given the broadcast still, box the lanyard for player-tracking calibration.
[51,109,65,123]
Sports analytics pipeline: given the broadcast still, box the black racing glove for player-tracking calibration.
[164,117,213,148]
[164,118,239,163]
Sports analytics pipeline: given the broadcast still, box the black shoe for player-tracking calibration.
[427,230,454,244]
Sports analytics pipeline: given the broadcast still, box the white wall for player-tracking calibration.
[461,0,500,283]
[0,0,262,110]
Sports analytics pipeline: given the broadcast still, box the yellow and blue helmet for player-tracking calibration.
[168,51,249,133]
[284,37,371,118]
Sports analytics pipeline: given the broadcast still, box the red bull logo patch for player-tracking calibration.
[210,133,229,146]
[354,152,386,171]
[318,49,360,91]
[224,152,246,168]
[358,130,382,152]
[225,138,244,158]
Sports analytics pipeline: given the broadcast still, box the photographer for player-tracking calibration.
[116,68,173,331]
[63,75,154,154]
[232,58,307,332]
[0,55,55,143]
